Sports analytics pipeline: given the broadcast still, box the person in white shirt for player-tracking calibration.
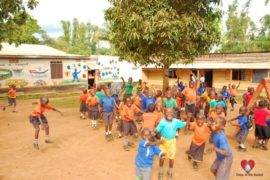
[200,75,205,83]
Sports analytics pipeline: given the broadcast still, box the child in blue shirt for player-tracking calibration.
[142,90,156,112]
[210,116,233,180]
[156,108,186,180]
[99,89,115,141]
[228,106,249,151]
[135,128,165,180]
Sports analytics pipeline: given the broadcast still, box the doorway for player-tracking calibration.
[88,69,96,89]
[204,70,213,87]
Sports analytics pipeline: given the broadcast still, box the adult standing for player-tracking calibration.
[121,77,134,100]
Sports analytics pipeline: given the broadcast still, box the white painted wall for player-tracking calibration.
[0,59,88,88]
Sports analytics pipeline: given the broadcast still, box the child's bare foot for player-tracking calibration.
[45,140,53,143]
[128,142,135,148]
[33,143,39,150]
[193,162,199,170]
[260,145,268,151]
[158,172,163,180]
[167,171,173,180]
[123,145,130,151]
[2,107,6,111]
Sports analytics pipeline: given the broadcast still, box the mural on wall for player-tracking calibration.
[29,66,49,78]
[34,79,47,86]
[63,62,87,84]
[96,59,120,80]
[0,69,13,80]
[5,79,28,87]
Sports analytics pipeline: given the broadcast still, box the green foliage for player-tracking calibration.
[105,0,222,67]
[48,18,113,55]
[0,0,38,48]
[255,15,270,51]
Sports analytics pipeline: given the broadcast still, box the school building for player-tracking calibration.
[142,52,270,91]
[0,43,89,92]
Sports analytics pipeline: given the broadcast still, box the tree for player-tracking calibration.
[255,15,270,51]
[0,0,38,49]
[220,0,258,52]
[105,0,221,91]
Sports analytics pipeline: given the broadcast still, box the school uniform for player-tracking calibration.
[211,131,233,180]
[122,104,140,135]
[186,122,210,162]
[100,96,115,125]
[182,87,197,115]
[142,97,156,112]
[86,95,99,120]
[7,88,16,105]
[79,93,88,113]
[142,112,159,130]
[29,105,54,127]
[135,139,162,180]
[235,115,249,144]
[254,109,270,139]
[156,118,186,159]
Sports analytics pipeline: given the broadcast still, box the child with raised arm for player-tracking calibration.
[135,128,165,180]
[79,89,88,119]
[228,106,249,151]
[156,108,186,180]
[29,96,63,150]
[186,113,211,170]
[2,85,17,112]
[229,82,240,111]
[86,88,99,128]
[210,117,233,180]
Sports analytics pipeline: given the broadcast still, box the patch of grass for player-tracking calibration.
[49,96,80,108]
[0,92,80,100]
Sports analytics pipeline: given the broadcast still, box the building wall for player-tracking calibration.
[0,59,88,88]
[143,69,270,91]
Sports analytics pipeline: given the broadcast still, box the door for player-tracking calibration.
[88,69,96,89]
[205,70,213,87]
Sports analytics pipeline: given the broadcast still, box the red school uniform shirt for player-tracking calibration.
[80,93,88,102]
[254,108,270,127]
[31,105,54,117]
[8,89,16,98]
[245,93,253,106]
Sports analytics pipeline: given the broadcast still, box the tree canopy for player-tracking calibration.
[105,0,221,90]
[0,0,38,49]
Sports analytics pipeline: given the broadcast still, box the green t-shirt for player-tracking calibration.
[163,98,177,108]
[96,91,105,101]
[125,82,134,95]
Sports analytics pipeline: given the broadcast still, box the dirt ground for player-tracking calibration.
[0,99,270,180]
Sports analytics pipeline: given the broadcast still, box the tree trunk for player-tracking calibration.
[162,66,170,93]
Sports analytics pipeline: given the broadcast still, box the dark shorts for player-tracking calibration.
[211,154,233,180]
[185,103,196,116]
[80,102,87,113]
[236,129,249,144]
[102,112,114,125]
[8,98,16,105]
[186,142,205,162]
[29,115,48,127]
[123,121,137,135]
[255,125,270,139]
[88,105,99,120]
[117,119,124,133]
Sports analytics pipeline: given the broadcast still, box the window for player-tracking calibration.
[232,70,245,81]
[50,61,63,79]
[168,69,177,78]
[252,70,268,83]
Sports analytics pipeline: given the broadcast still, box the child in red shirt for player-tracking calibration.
[79,89,88,119]
[2,85,17,112]
[29,96,63,150]
[253,100,270,150]
[245,87,254,107]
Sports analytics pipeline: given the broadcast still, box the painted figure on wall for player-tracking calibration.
[72,68,81,82]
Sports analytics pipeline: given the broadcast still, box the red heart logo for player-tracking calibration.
[241,160,255,173]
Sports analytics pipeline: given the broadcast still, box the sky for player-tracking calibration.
[29,0,270,38]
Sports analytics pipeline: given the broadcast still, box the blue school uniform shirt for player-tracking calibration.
[237,115,249,130]
[156,118,186,140]
[213,131,232,160]
[100,96,115,112]
[177,83,185,91]
[221,91,230,98]
[135,139,162,168]
[197,87,205,96]
[142,97,156,112]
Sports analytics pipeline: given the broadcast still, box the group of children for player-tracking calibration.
[2,74,270,180]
